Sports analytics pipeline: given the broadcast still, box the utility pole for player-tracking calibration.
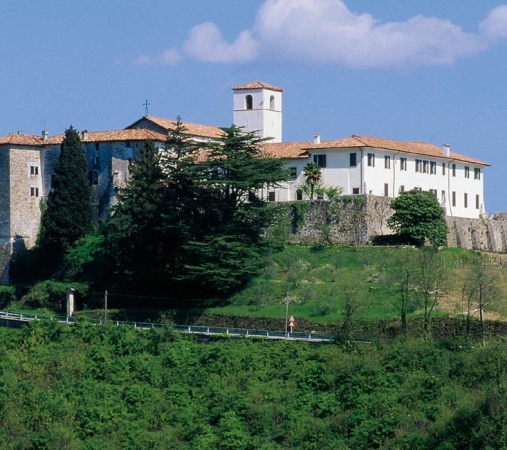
[104,290,108,323]
[285,292,290,339]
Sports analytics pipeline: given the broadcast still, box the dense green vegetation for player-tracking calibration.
[2,320,507,449]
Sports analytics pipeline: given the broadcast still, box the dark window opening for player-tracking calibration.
[246,95,253,110]
[349,153,357,167]
[313,154,326,168]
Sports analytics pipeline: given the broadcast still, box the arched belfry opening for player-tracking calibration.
[245,95,253,110]
[270,95,275,110]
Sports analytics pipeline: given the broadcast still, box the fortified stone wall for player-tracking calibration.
[286,196,507,253]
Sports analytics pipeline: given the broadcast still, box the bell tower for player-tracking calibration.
[232,81,283,143]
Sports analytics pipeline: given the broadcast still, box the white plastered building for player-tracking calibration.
[233,81,489,219]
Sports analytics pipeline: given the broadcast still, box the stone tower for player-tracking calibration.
[232,81,283,143]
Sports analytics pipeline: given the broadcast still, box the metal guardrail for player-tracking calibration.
[0,311,335,342]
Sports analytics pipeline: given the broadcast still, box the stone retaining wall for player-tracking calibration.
[286,196,507,252]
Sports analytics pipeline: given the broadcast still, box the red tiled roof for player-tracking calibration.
[128,115,222,139]
[260,141,308,159]
[232,81,283,92]
[324,135,489,166]
[0,132,44,146]
[0,129,168,146]
[79,129,167,143]
[263,135,490,166]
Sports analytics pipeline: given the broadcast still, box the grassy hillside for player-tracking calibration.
[210,245,507,323]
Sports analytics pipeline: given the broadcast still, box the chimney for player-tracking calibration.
[42,130,48,141]
[81,130,88,140]
[313,134,321,145]
[442,143,450,157]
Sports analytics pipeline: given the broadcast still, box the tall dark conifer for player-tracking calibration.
[39,127,92,255]
[106,140,169,290]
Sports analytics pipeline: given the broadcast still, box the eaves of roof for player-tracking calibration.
[263,135,490,167]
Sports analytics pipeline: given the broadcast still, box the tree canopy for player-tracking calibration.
[388,189,448,247]
[103,123,288,299]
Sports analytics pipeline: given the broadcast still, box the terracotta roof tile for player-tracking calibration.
[0,132,44,146]
[134,116,223,139]
[79,129,167,143]
[0,129,168,147]
[304,135,490,166]
[260,142,309,159]
[232,81,283,92]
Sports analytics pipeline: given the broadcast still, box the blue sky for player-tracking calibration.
[1,0,507,212]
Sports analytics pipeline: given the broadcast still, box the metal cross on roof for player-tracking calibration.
[143,100,150,116]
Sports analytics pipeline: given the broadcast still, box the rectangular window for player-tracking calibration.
[400,157,407,171]
[352,188,360,195]
[452,164,456,177]
[464,193,468,208]
[474,168,481,180]
[349,153,357,167]
[465,166,470,178]
[430,161,436,175]
[125,141,131,148]
[476,194,480,209]
[30,187,39,197]
[313,154,326,168]
[442,163,446,175]
[367,153,375,167]
[429,189,437,197]
[423,160,429,174]
[384,183,389,197]
[399,185,405,193]
[95,143,100,152]
[441,190,446,204]
[452,191,456,207]
[384,155,391,169]
[296,189,303,201]
[415,159,422,172]
[288,167,297,179]
[29,165,39,176]
[268,191,276,202]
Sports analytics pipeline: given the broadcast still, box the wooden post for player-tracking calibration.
[104,290,108,323]
[285,292,290,339]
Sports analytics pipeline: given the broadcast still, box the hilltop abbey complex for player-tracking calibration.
[0,81,489,279]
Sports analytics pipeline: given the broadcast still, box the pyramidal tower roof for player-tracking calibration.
[232,81,283,92]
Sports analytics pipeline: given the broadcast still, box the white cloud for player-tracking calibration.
[480,5,507,39]
[135,47,182,66]
[183,22,258,63]
[139,0,507,70]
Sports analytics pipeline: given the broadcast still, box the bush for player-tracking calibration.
[20,281,88,313]
[0,285,16,309]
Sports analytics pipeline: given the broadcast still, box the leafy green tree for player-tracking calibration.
[39,127,92,254]
[302,162,322,200]
[388,189,448,247]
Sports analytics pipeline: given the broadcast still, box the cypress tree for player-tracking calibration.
[39,127,92,255]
